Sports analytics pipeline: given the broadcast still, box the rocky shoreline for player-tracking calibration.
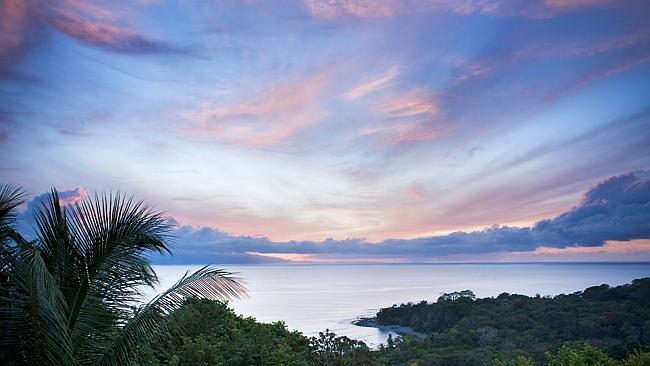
[353,317,427,339]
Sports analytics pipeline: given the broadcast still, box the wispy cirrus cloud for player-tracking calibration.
[357,122,438,143]
[356,88,439,144]
[344,65,400,99]
[304,0,401,19]
[184,72,330,146]
[380,88,438,117]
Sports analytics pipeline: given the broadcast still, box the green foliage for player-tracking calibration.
[135,299,380,366]
[0,185,246,366]
[497,344,650,366]
[310,329,377,366]
[546,343,617,366]
[622,350,650,366]
[171,298,314,365]
[375,279,650,365]
[493,355,537,366]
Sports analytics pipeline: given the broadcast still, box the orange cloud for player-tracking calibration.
[187,72,330,146]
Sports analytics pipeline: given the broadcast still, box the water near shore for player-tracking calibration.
[152,263,649,347]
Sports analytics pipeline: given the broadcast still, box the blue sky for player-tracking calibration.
[1,0,650,263]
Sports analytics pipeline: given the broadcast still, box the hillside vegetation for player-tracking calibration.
[374,278,650,365]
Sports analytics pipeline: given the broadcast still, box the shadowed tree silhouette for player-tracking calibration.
[0,184,247,366]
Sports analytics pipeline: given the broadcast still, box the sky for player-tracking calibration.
[1,0,650,263]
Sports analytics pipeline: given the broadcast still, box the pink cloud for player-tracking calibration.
[50,18,141,48]
[407,183,424,198]
[45,1,179,53]
[354,88,440,144]
[58,187,87,206]
[344,65,400,99]
[534,239,650,255]
[357,122,438,143]
[0,0,29,73]
[187,72,330,146]
[380,88,438,117]
[304,0,401,19]
[455,62,495,82]
[248,251,406,263]
[0,0,179,58]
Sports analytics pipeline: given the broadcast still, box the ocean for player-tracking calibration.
[152,263,650,347]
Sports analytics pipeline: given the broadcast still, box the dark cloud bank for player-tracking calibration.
[15,171,650,264]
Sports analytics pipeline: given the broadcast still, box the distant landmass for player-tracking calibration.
[362,278,650,364]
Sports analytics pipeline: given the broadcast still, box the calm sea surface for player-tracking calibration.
[152,263,650,347]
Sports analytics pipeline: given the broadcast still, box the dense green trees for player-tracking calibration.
[374,279,650,365]
[135,298,317,365]
[134,299,377,366]
[0,185,246,365]
[495,342,650,366]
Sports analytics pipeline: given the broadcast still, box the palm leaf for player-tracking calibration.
[0,184,26,233]
[96,266,247,366]
[0,184,26,277]
[2,240,74,365]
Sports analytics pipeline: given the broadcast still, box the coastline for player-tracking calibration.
[353,317,427,340]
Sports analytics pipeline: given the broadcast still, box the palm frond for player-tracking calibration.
[96,266,247,366]
[0,184,26,233]
[2,241,74,365]
[0,184,26,269]
[60,192,173,360]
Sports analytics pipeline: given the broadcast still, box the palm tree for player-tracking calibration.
[0,184,247,365]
